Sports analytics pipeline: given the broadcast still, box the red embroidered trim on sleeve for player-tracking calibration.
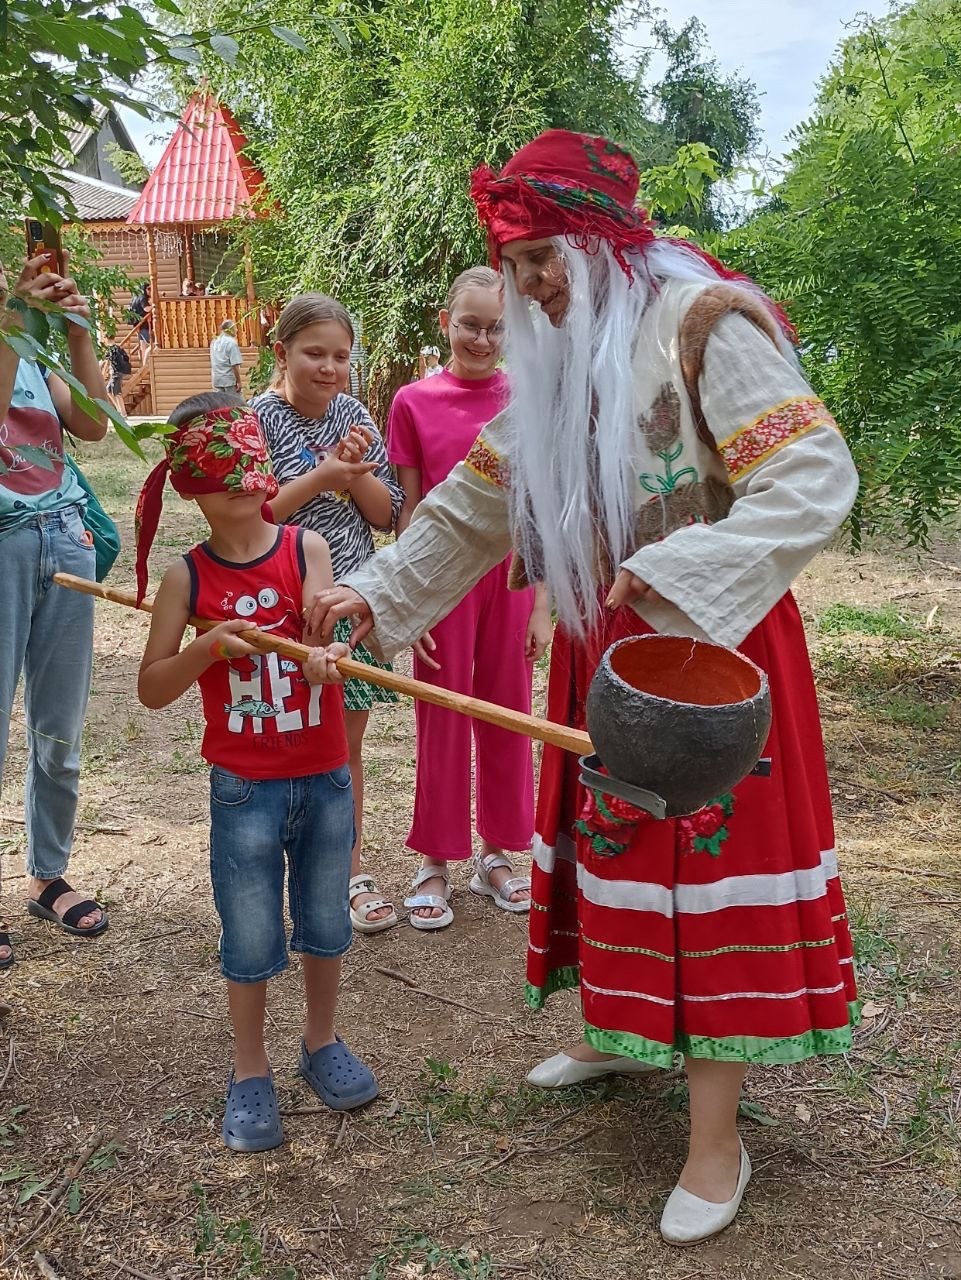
[719,396,838,482]
[464,436,507,487]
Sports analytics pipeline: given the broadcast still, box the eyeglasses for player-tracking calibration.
[449,319,505,343]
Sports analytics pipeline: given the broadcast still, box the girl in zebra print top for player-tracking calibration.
[252,294,405,936]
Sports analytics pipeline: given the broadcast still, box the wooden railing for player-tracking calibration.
[155,296,260,349]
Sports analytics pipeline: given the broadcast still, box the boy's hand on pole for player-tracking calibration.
[204,618,259,661]
[303,642,349,685]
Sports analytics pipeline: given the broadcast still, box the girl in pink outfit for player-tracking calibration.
[388,267,552,929]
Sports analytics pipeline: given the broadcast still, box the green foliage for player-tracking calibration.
[192,1184,298,1280]
[0,0,173,223]
[643,143,721,227]
[102,140,151,188]
[648,18,760,230]
[366,1233,497,1280]
[180,0,756,416]
[718,0,961,544]
[0,0,349,228]
[817,602,921,639]
[0,0,341,455]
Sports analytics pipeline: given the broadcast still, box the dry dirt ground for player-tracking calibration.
[0,434,959,1280]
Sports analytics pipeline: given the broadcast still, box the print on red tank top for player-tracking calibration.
[186,525,348,780]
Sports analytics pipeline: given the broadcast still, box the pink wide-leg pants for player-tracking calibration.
[406,559,535,860]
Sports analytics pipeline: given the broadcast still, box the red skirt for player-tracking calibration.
[526,595,860,1065]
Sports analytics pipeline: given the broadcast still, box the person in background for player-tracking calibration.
[128,282,151,357]
[210,319,244,395]
[100,342,131,415]
[251,294,405,935]
[419,346,443,380]
[181,279,194,298]
[0,254,112,967]
[387,266,551,930]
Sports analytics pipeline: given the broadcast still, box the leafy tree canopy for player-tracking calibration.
[0,0,324,443]
[718,0,961,544]
[180,0,757,414]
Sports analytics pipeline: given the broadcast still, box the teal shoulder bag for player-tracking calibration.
[63,454,121,582]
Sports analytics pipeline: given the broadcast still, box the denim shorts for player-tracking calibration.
[209,765,354,983]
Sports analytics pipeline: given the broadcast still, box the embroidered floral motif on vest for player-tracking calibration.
[632,380,734,553]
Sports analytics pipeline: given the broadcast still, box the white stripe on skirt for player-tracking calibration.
[532,833,575,874]
[573,848,839,918]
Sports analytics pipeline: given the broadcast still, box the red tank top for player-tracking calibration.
[186,525,347,780]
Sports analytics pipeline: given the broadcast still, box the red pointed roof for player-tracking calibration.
[127,94,269,225]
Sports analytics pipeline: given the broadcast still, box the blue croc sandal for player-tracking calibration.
[222,1072,283,1152]
[299,1036,379,1111]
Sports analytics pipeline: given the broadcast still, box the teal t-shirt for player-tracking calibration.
[0,359,86,538]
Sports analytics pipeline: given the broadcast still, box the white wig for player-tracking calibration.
[501,236,795,637]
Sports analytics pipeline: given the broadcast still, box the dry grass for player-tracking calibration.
[0,435,959,1279]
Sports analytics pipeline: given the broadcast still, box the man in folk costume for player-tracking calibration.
[314,130,860,1244]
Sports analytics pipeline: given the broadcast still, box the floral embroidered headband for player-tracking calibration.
[470,129,656,281]
[134,405,279,602]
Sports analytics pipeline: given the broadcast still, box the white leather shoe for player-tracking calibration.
[659,1139,751,1246]
[525,1051,659,1088]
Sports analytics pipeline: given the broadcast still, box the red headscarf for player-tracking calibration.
[470,130,655,280]
[134,405,279,603]
[470,128,796,338]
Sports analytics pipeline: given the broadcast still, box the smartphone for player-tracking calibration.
[24,219,63,275]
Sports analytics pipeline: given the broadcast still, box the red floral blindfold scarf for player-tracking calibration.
[134,406,279,603]
[470,129,656,281]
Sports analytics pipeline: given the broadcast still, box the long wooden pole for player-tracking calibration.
[54,574,593,758]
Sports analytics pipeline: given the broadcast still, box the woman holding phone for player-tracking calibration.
[0,253,112,966]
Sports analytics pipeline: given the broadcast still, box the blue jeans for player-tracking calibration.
[209,765,354,983]
[0,506,95,883]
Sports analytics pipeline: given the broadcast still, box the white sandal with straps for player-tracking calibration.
[469,851,531,914]
[349,873,399,934]
[404,865,454,932]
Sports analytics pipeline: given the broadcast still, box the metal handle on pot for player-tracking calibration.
[578,754,667,821]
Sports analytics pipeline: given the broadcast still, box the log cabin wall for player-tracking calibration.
[149,347,261,416]
[73,223,185,325]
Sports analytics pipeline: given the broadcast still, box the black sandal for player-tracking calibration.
[26,878,109,938]
[0,929,12,970]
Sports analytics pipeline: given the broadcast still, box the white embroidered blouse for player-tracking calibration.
[345,285,859,655]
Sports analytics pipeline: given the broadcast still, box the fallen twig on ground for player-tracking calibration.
[0,1036,15,1091]
[374,966,495,1019]
[40,1131,109,1222]
[856,862,960,881]
[332,1113,350,1152]
[137,923,192,945]
[116,1264,165,1280]
[33,1252,63,1280]
[0,814,128,836]
[478,1125,602,1175]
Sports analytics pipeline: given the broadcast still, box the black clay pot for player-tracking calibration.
[585,635,772,817]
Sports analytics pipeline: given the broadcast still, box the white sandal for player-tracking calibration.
[349,873,398,934]
[404,865,454,931]
[468,851,531,914]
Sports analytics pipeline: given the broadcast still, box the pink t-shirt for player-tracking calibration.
[387,368,508,495]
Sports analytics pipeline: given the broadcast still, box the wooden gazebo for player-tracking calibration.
[124,93,271,414]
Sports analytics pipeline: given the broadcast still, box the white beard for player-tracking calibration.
[501,237,793,638]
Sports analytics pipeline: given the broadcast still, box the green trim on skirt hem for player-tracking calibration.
[526,967,580,1009]
[527,967,862,1065]
[333,618,399,710]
